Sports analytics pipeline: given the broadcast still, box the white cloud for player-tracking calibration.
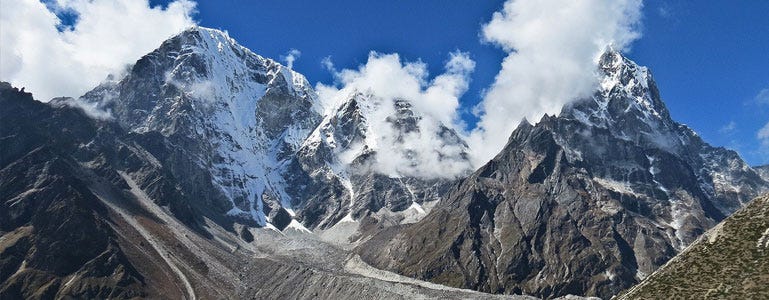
[467,0,644,166]
[0,0,196,101]
[321,56,335,72]
[316,51,475,178]
[164,70,216,101]
[282,48,301,69]
[758,122,769,157]
[718,121,737,135]
[759,122,769,140]
[756,88,769,105]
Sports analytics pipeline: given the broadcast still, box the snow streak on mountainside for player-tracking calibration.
[358,49,769,299]
[81,26,468,230]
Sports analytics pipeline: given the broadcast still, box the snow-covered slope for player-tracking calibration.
[755,165,769,182]
[83,27,320,228]
[82,26,467,231]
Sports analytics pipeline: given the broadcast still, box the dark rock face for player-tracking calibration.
[619,193,769,299]
[2,80,273,299]
[0,84,163,298]
[358,50,769,299]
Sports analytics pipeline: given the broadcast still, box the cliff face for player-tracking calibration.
[357,51,769,299]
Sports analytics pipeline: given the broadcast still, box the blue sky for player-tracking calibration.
[160,0,768,165]
[9,0,768,165]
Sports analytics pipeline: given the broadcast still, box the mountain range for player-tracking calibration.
[1,26,767,299]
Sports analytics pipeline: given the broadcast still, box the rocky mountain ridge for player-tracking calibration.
[0,82,541,300]
[79,26,469,232]
[357,49,769,299]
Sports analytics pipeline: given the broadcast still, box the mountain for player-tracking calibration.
[3,25,767,299]
[0,27,479,299]
[79,26,469,232]
[0,82,538,299]
[618,193,769,299]
[357,49,769,299]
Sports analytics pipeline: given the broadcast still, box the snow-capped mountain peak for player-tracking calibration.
[81,26,323,227]
[80,26,468,231]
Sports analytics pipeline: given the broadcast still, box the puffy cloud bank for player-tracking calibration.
[0,0,197,101]
[467,0,644,165]
[316,52,475,178]
[316,0,645,176]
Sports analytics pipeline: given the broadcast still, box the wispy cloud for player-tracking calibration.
[757,122,769,159]
[282,48,301,69]
[718,121,737,135]
[758,122,769,140]
[756,87,769,163]
[466,0,644,166]
[0,0,197,101]
[755,87,769,105]
[321,56,335,72]
[657,2,673,19]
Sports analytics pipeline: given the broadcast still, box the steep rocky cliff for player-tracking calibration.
[358,50,769,299]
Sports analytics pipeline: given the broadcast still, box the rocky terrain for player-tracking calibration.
[0,82,538,299]
[618,193,769,299]
[358,50,769,299]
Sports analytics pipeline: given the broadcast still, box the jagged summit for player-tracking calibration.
[563,49,670,133]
